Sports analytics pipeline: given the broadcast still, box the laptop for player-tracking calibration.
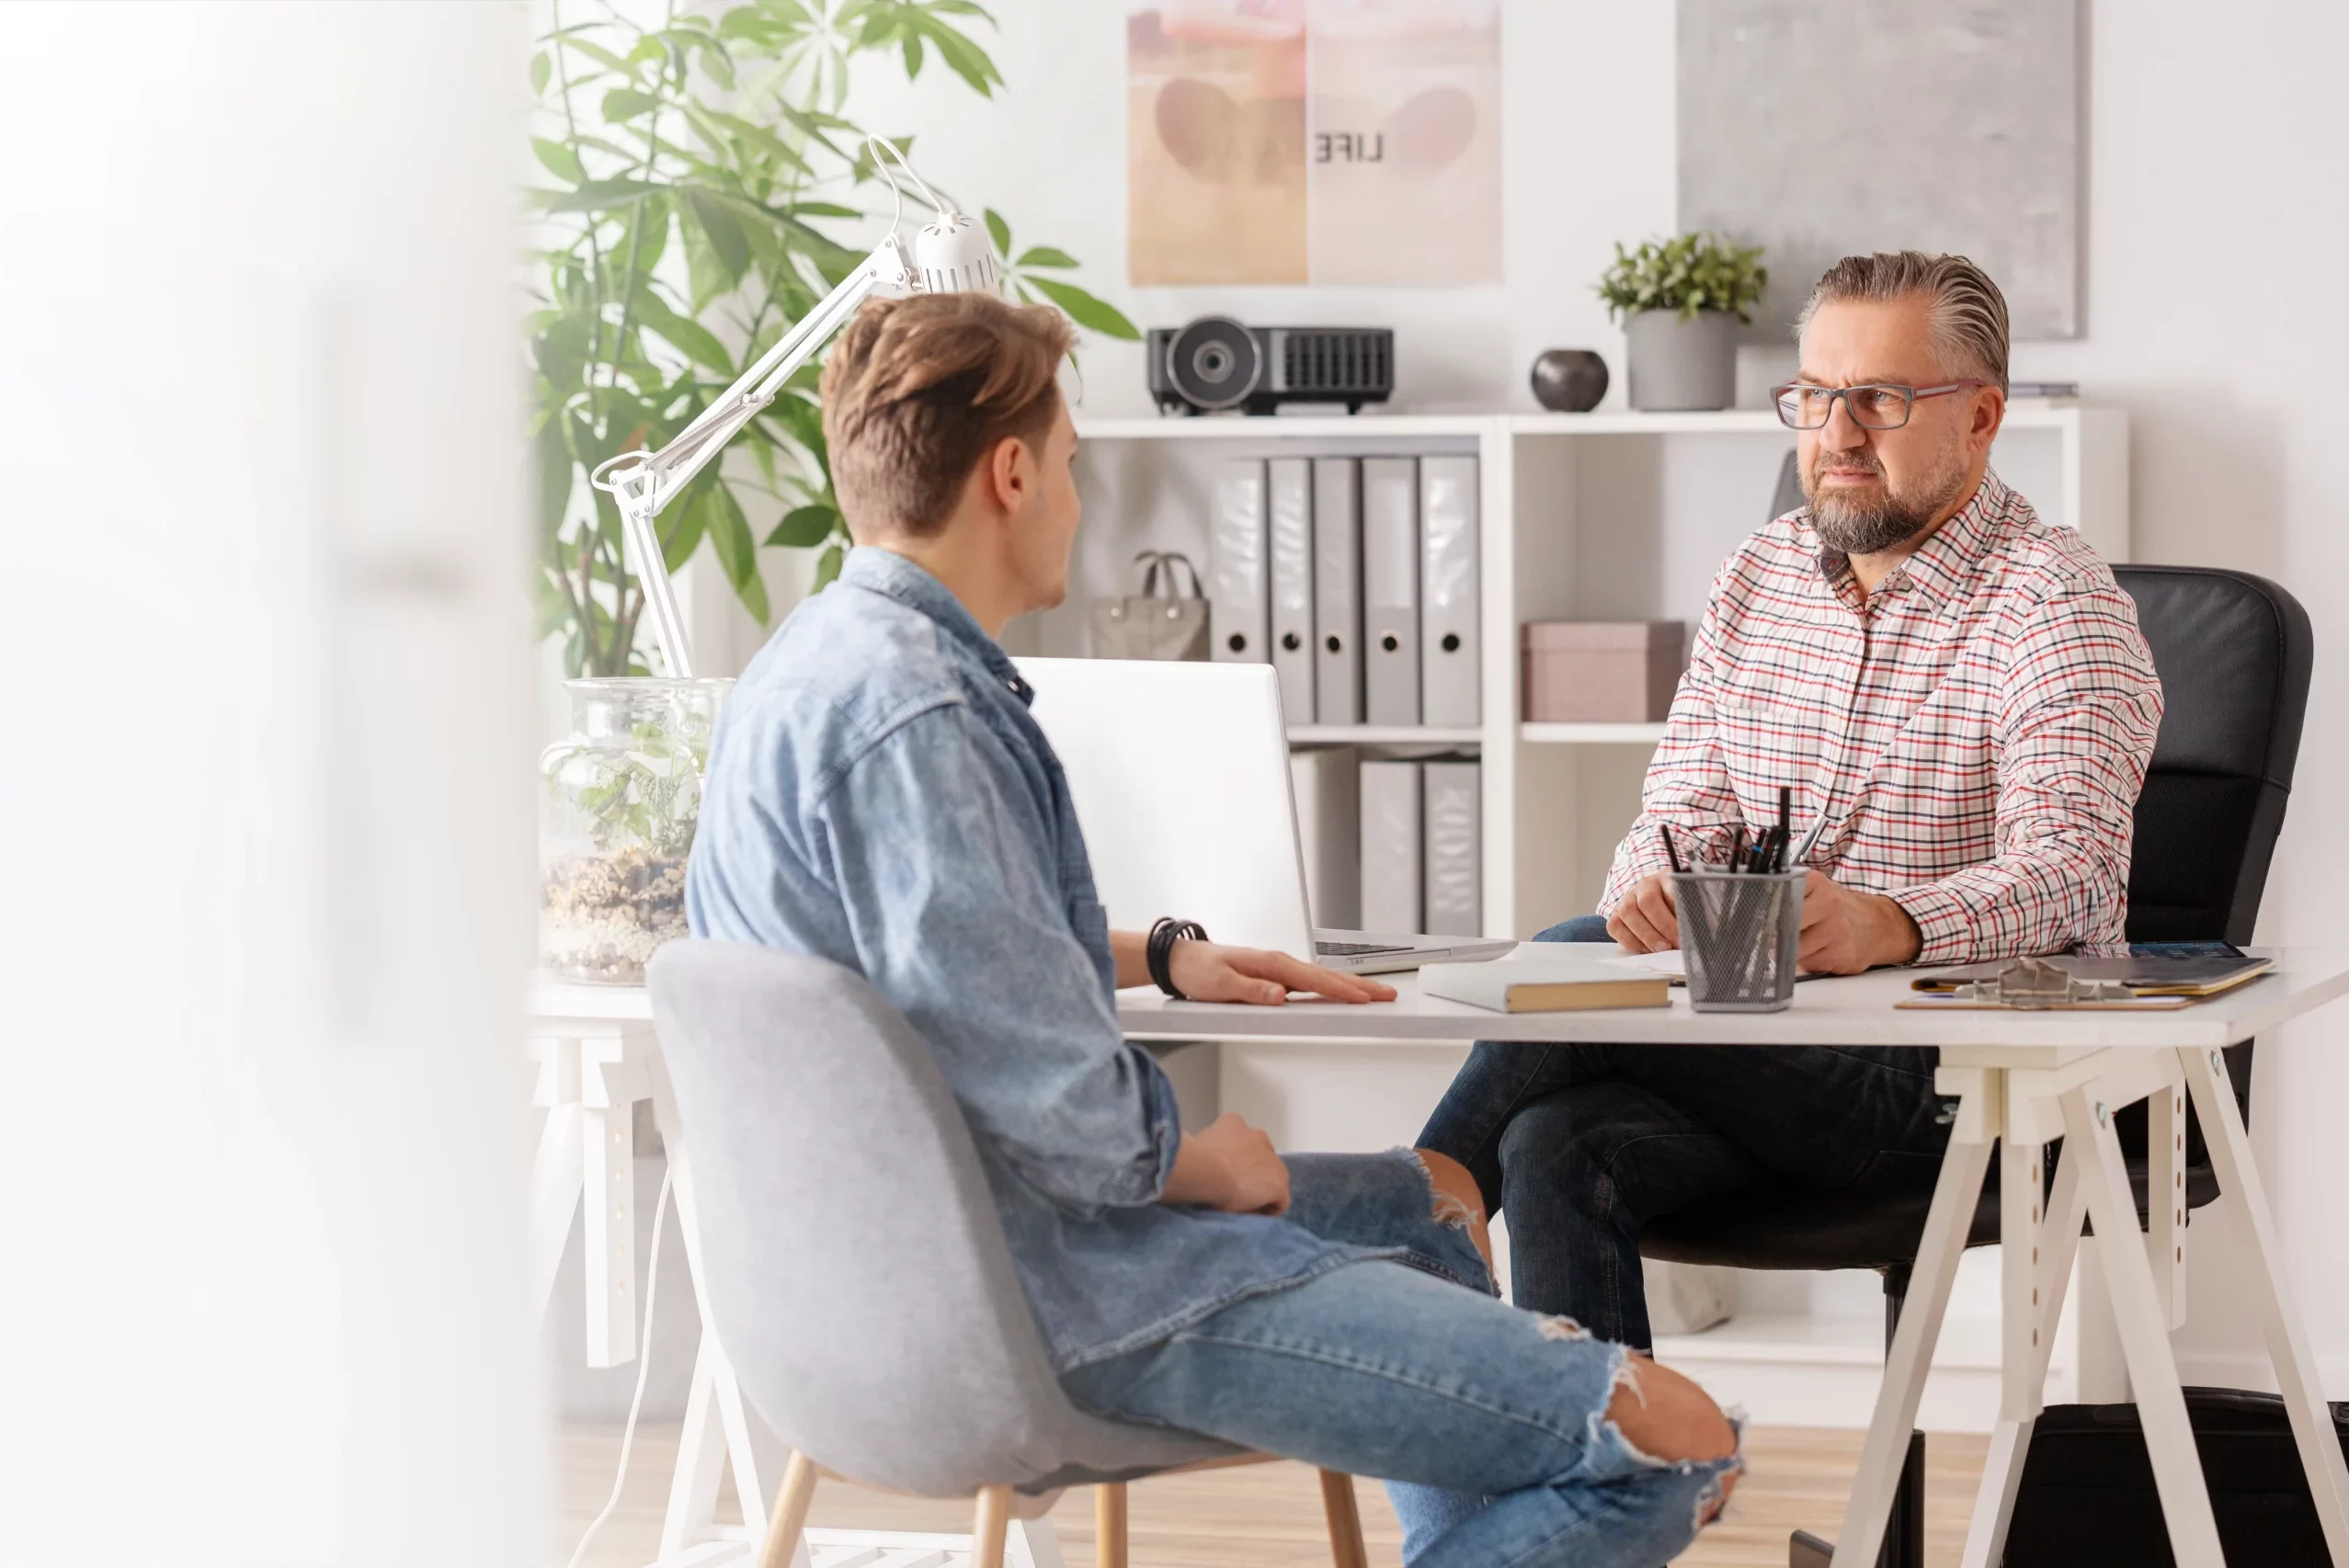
[1019,657,1516,975]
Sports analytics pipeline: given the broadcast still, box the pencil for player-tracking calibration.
[1658,824,1686,874]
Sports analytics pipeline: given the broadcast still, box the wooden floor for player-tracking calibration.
[559,1423,1990,1567]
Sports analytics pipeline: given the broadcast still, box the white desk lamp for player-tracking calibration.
[588,138,999,677]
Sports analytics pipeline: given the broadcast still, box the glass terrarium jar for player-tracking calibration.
[540,676,734,984]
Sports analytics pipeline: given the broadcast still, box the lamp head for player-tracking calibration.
[912,210,1000,296]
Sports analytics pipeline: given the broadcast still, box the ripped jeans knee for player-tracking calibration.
[1277,1150,1499,1297]
[1571,1340,1746,1535]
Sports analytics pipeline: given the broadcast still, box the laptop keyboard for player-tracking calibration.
[1317,940,1418,957]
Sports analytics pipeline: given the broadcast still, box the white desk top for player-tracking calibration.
[529,945,2349,1053]
[1116,945,2349,1051]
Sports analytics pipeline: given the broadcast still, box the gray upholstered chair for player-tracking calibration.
[647,938,1372,1568]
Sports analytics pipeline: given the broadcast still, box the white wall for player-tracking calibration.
[3,5,544,1562]
[816,0,2349,1390]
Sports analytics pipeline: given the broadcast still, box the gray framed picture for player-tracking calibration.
[1678,0,2080,339]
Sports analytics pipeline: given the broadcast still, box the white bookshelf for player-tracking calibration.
[1055,403,2128,940]
[1288,724,1481,745]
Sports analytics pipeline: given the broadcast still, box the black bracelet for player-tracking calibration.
[1147,916,1208,999]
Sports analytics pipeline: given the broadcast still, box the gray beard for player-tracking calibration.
[1810,491,1939,556]
[1804,451,1970,556]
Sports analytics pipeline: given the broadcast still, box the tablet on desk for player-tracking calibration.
[1909,943,2271,998]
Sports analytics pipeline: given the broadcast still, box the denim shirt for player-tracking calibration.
[687,548,1387,1369]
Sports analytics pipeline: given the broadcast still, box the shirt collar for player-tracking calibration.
[836,546,1035,706]
[1795,468,2013,610]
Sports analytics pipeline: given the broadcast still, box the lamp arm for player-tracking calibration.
[591,237,912,677]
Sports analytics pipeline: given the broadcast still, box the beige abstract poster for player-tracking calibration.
[1127,1,1502,286]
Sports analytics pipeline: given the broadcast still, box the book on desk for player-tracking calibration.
[1420,955,1671,1013]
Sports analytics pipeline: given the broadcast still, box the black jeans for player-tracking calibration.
[1416,915,1956,1350]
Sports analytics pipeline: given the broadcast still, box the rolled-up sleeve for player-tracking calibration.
[1887,581,2163,963]
[812,703,1180,1218]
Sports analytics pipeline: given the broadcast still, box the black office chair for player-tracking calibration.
[1638,565,2313,1568]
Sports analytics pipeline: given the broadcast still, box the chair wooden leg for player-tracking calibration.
[756,1450,819,1568]
[1094,1482,1129,1568]
[972,1483,1015,1568]
[1317,1470,1369,1568]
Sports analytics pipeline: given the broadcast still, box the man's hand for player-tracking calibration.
[1168,940,1397,1006]
[1606,874,1680,953]
[1163,1113,1292,1214]
[1798,869,1921,974]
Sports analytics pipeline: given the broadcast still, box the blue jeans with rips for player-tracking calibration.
[1059,1149,1741,1568]
[1417,915,1956,1348]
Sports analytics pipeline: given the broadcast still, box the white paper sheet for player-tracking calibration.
[1601,949,1687,978]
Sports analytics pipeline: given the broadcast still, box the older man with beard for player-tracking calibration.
[1413,251,2165,1351]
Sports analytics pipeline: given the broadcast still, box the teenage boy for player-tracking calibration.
[688,291,1740,1567]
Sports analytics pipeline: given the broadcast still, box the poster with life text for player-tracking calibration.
[1127,0,1503,286]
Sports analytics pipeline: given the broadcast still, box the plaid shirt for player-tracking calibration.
[1600,471,2163,965]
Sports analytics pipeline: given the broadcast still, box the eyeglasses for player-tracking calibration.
[1771,380,1990,431]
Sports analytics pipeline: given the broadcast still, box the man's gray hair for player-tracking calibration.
[1794,251,2011,394]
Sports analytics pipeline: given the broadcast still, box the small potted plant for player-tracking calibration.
[1597,233,1768,412]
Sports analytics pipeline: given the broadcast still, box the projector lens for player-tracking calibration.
[1166,317,1260,410]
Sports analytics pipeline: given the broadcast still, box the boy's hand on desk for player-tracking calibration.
[1169,941,1398,1006]
[1798,870,1921,974]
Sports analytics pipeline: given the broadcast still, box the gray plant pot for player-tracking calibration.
[1625,309,1738,412]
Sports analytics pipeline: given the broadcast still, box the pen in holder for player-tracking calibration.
[1672,869,1805,1012]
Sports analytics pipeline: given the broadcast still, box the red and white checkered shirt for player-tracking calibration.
[1600,471,2164,964]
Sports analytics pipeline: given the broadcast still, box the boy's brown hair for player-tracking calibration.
[818,291,1074,539]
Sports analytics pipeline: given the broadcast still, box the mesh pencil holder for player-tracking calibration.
[1672,869,1806,1013]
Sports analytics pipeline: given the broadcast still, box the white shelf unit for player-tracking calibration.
[1288,723,1482,745]
[1049,404,2127,939]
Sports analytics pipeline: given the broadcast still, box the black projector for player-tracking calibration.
[1146,317,1394,415]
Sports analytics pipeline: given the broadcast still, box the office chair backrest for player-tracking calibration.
[2114,566,2312,944]
[648,939,1233,1495]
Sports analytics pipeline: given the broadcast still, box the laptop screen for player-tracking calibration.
[1019,657,1317,958]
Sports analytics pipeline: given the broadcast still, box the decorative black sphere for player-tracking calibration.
[1530,348,1609,413]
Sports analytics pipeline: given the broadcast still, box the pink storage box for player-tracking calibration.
[1521,621,1686,722]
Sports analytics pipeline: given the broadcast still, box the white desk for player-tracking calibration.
[1130,946,2349,1568]
[540,948,2349,1568]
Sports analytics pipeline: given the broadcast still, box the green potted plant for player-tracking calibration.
[1596,233,1767,412]
[526,0,1135,980]
[527,0,1135,678]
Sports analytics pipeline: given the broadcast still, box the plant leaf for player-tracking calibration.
[603,87,660,122]
[814,541,846,592]
[530,51,552,95]
[1013,245,1078,269]
[632,289,735,376]
[661,484,710,574]
[984,207,1012,258]
[704,485,770,624]
[921,18,1002,97]
[766,502,838,549]
[559,34,637,76]
[1021,274,1141,340]
[531,136,587,185]
[683,187,752,281]
[543,177,662,213]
